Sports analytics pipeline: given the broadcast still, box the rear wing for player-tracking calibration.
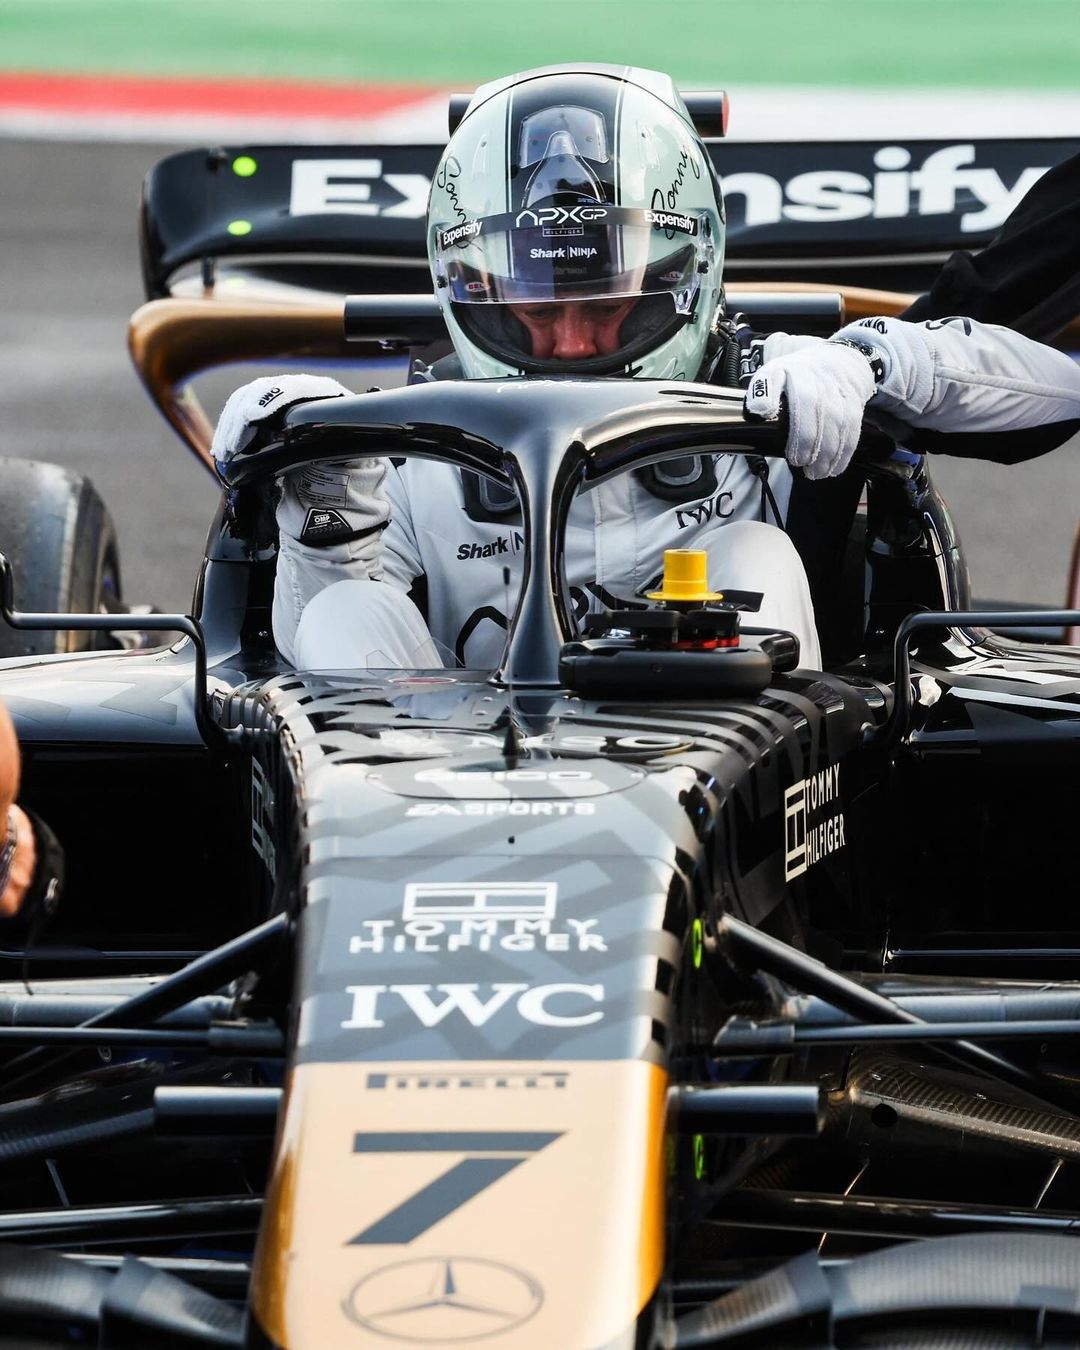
[141,137,1080,298]
[132,134,1080,476]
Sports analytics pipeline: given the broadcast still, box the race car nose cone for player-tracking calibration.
[646,549,724,603]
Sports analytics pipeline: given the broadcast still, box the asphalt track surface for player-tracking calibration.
[3,135,1080,615]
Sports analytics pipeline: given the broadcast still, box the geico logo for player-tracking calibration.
[289,158,430,219]
[514,205,608,227]
[724,144,1047,235]
[414,767,592,784]
[341,982,605,1029]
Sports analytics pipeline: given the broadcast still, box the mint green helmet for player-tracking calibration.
[427,64,726,380]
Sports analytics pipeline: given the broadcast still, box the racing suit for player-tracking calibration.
[274,449,814,670]
[221,333,824,673]
[748,315,1080,473]
[774,180,1080,639]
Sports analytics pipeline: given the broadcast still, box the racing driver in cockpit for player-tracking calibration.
[215,65,1080,676]
[213,63,824,671]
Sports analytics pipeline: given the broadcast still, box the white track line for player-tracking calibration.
[1,86,1079,144]
[0,92,450,143]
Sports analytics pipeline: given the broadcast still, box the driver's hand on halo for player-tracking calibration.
[211,374,389,554]
[211,374,354,475]
[744,333,878,480]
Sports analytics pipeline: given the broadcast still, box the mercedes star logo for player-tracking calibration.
[344,1255,543,1342]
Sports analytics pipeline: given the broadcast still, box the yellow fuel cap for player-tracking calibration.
[646,549,724,603]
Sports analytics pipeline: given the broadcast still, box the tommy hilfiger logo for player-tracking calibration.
[784,766,845,881]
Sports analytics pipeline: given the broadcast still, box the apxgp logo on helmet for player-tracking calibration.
[514,205,609,228]
[437,220,481,249]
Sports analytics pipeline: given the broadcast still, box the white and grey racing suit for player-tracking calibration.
[214,317,839,671]
[747,315,1080,478]
[272,449,818,670]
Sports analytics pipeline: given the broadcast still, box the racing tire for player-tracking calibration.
[0,458,121,658]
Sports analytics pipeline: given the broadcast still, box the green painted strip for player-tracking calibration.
[0,0,1076,88]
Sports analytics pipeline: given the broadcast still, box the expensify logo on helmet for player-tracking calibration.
[437,220,482,249]
[643,209,698,235]
[723,143,1048,234]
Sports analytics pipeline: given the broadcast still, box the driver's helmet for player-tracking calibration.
[427,64,726,380]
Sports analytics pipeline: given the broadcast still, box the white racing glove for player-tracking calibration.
[745,332,880,480]
[211,373,353,473]
[211,374,389,551]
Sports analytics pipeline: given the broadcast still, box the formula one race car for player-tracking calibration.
[1,114,1080,1348]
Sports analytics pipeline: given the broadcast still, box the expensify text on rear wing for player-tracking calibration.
[140,137,1080,299]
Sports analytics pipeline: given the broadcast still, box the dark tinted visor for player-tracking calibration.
[518,105,610,166]
[436,209,704,308]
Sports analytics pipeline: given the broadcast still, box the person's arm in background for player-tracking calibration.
[747,316,1080,478]
[756,147,1080,478]
[902,151,1080,345]
[753,150,1080,650]
[0,698,64,932]
[0,700,38,919]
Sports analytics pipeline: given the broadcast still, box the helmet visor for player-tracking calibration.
[434,208,711,372]
[436,207,705,306]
